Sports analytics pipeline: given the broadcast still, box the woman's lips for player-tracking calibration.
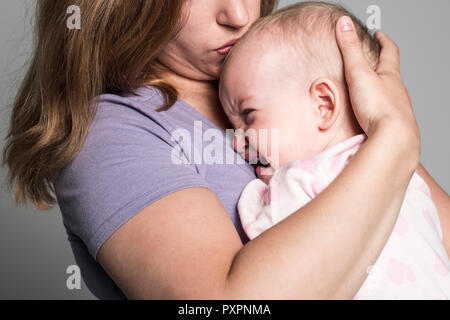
[216,45,234,55]
[216,38,239,55]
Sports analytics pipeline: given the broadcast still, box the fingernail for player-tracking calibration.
[339,16,354,32]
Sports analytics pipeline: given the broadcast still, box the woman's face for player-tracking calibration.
[158,0,261,81]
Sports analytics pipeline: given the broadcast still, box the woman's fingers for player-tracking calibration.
[375,31,401,76]
[335,16,373,84]
[334,16,419,156]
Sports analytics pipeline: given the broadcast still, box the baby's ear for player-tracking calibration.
[309,78,341,131]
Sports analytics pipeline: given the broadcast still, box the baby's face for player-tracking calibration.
[219,38,325,171]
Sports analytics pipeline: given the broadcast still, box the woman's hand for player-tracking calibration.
[336,16,420,161]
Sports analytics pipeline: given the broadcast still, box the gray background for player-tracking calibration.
[0,0,448,300]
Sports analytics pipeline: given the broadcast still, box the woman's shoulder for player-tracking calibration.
[65,86,185,175]
[93,86,174,134]
[56,86,207,195]
[96,85,161,113]
[54,86,211,259]
[91,85,212,146]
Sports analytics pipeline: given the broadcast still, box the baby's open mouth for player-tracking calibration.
[255,162,271,176]
[251,155,272,178]
[239,146,273,179]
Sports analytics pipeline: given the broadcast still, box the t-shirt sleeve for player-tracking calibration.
[54,102,211,260]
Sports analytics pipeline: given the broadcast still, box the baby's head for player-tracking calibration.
[219,1,380,170]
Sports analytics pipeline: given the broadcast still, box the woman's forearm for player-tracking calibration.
[224,128,419,299]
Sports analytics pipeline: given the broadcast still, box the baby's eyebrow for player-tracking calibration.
[225,94,253,116]
[239,95,254,104]
[228,98,243,116]
[228,107,241,117]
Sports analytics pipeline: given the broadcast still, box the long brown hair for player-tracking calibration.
[2,0,278,211]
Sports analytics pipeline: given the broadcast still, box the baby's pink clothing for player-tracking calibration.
[238,134,450,299]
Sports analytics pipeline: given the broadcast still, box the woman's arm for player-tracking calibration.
[228,131,417,299]
[97,18,420,299]
[98,128,416,299]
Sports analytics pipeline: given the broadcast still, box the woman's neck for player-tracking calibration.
[159,70,232,131]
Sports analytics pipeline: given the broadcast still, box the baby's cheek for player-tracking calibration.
[279,130,307,164]
[269,139,298,170]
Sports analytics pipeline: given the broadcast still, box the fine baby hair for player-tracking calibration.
[231,1,381,86]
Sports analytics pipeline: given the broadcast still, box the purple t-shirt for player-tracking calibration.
[54,86,256,299]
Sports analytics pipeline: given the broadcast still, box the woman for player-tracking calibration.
[2,0,448,299]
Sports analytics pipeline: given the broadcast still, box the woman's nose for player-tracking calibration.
[217,0,250,29]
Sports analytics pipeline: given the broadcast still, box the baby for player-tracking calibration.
[219,2,450,299]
